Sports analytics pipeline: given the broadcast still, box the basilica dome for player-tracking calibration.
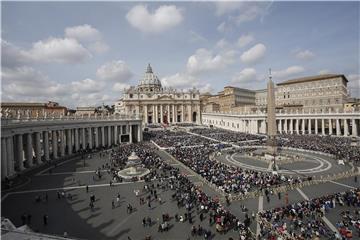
[138,64,162,88]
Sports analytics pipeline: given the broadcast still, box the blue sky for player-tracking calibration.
[2,1,359,108]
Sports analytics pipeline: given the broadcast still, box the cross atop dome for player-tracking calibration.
[146,63,153,73]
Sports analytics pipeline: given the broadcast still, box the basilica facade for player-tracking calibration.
[115,64,201,125]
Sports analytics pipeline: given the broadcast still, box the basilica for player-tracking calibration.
[115,64,201,126]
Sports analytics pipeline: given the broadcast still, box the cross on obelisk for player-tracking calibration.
[266,68,278,170]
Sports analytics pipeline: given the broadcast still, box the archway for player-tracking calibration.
[192,112,197,122]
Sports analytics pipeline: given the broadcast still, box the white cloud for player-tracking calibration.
[96,60,133,82]
[1,66,67,98]
[88,41,109,54]
[65,24,101,42]
[1,40,28,67]
[126,5,183,33]
[161,72,199,88]
[23,37,92,63]
[199,83,214,94]
[231,68,258,84]
[215,2,271,24]
[237,34,254,48]
[217,21,231,33]
[189,31,207,43]
[186,48,235,75]
[318,69,330,75]
[240,43,266,65]
[215,38,230,49]
[295,49,315,60]
[71,92,112,107]
[113,83,131,92]
[272,66,305,79]
[71,78,105,93]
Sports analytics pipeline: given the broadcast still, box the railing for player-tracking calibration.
[1,114,141,126]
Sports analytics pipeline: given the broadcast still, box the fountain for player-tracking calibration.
[117,152,150,180]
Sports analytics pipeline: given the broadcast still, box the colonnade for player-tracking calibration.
[203,112,360,137]
[1,118,142,180]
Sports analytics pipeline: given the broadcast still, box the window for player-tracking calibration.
[129,94,133,98]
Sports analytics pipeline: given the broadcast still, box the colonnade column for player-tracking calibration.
[289,119,293,134]
[114,126,118,145]
[88,127,93,149]
[81,128,86,150]
[25,133,33,167]
[7,137,15,176]
[34,132,42,164]
[101,127,105,147]
[329,119,333,135]
[66,129,72,155]
[344,119,349,136]
[352,119,358,137]
[107,126,112,146]
[302,119,305,135]
[295,119,299,134]
[1,138,8,179]
[60,130,65,157]
[52,131,58,159]
[321,119,325,135]
[15,134,24,171]
[94,127,99,148]
[75,128,79,152]
[336,119,341,136]
[43,131,50,161]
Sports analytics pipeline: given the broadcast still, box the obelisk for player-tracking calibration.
[267,69,277,156]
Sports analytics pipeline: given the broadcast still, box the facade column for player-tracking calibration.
[1,138,8,179]
[308,119,312,134]
[284,119,288,133]
[329,119,333,135]
[278,119,282,133]
[172,105,176,123]
[34,132,41,164]
[52,131,58,159]
[322,119,325,135]
[160,105,164,123]
[188,104,192,122]
[302,119,305,135]
[144,105,148,124]
[129,125,133,143]
[336,119,341,136]
[66,129,72,155]
[295,119,299,134]
[344,119,349,136]
[137,124,142,142]
[155,105,158,124]
[25,133,33,167]
[352,119,358,137]
[6,137,15,176]
[289,119,293,134]
[101,127,105,147]
[315,119,318,135]
[181,104,185,122]
[60,130,65,157]
[167,105,170,123]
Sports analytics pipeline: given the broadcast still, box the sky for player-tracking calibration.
[1,1,359,108]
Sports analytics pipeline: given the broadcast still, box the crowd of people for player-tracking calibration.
[191,128,265,144]
[167,145,303,195]
[258,188,360,240]
[145,130,218,148]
